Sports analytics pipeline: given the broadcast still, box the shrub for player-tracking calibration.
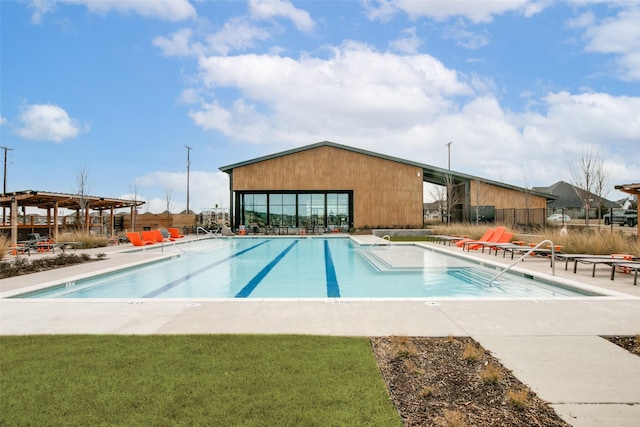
[506,388,529,409]
[461,343,482,362]
[389,336,417,358]
[479,363,502,385]
[57,232,108,249]
[438,409,467,427]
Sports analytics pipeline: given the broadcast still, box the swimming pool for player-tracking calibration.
[16,238,594,299]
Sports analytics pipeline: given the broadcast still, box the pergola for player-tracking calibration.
[614,183,640,240]
[0,190,145,244]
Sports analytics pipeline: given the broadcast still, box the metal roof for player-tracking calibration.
[0,190,145,211]
[219,141,556,200]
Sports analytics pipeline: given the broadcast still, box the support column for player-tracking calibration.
[110,206,115,237]
[10,197,17,245]
[53,201,59,242]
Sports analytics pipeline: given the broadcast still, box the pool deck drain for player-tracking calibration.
[1,235,639,427]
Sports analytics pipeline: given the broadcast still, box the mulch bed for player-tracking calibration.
[371,336,569,427]
[372,335,640,426]
[605,335,640,357]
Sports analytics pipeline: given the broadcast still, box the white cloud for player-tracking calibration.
[364,0,541,24]
[15,103,89,142]
[389,27,423,54]
[28,0,196,23]
[154,19,271,57]
[249,0,315,33]
[153,28,203,57]
[205,17,272,55]
[443,20,490,49]
[134,170,229,213]
[0,115,7,126]
[190,42,472,144]
[576,5,640,80]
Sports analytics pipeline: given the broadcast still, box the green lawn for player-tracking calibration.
[1,335,401,426]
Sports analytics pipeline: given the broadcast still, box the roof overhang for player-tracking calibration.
[0,190,145,211]
[615,183,640,197]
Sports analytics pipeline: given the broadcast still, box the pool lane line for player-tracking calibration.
[235,240,299,298]
[324,240,340,298]
[143,240,270,298]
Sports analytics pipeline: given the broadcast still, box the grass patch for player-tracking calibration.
[1,335,401,426]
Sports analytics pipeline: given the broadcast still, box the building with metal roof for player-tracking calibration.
[219,141,554,231]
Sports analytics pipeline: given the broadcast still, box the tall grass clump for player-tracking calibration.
[428,223,639,256]
[57,232,108,249]
[550,228,639,256]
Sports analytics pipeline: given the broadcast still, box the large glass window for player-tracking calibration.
[237,191,351,230]
[242,194,267,227]
[327,193,349,227]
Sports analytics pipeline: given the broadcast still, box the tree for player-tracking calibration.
[428,184,447,223]
[164,187,173,219]
[75,167,90,234]
[443,174,462,224]
[571,150,608,227]
[593,156,611,223]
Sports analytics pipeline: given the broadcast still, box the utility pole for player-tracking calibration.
[1,146,13,225]
[185,145,192,215]
[445,141,452,224]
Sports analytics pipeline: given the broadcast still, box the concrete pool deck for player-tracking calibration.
[1,235,639,426]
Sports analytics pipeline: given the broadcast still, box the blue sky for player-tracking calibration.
[1,0,638,214]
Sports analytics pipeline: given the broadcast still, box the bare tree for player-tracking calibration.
[570,149,603,228]
[76,167,91,234]
[593,157,611,223]
[443,174,462,224]
[428,184,447,223]
[164,187,173,219]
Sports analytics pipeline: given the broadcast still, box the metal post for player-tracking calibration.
[185,145,192,215]
[1,146,13,225]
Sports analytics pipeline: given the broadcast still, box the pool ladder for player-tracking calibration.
[367,235,392,250]
[489,239,556,284]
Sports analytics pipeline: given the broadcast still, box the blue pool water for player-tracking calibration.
[18,238,592,299]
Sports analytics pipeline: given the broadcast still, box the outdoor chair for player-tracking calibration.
[168,228,184,239]
[126,232,155,246]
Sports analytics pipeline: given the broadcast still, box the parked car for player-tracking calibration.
[547,214,571,223]
[603,210,637,227]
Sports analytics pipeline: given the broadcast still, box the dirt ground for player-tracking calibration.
[371,335,640,427]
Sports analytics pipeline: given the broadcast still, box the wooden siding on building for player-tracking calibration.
[231,146,424,228]
[469,180,547,210]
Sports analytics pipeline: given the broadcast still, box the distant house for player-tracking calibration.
[532,181,619,219]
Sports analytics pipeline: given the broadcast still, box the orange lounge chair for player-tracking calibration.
[126,232,155,246]
[152,229,175,242]
[140,230,171,243]
[467,228,513,251]
[168,227,184,239]
[455,228,495,247]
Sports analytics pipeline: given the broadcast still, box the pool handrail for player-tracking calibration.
[197,226,221,238]
[367,235,392,251]
[489,239,556,284]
